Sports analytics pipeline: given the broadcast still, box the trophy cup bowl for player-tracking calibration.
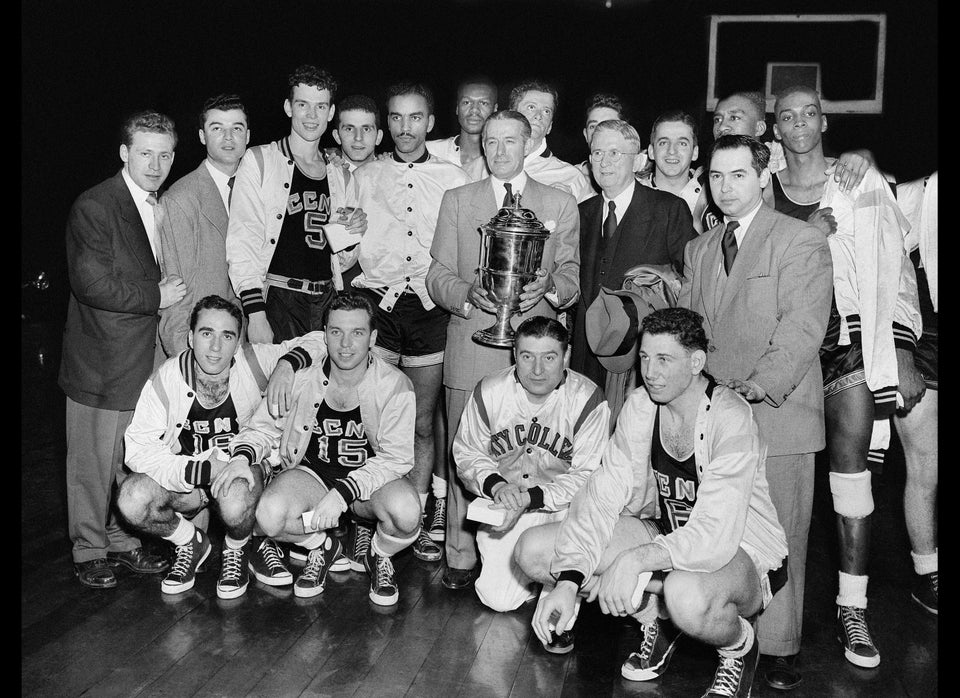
[473,196,550,347]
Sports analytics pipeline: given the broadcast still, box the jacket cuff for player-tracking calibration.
[526,486,544,510]
[239,288,266,316]
[482,474,508,499]
[279,346,311,371]
[893,322,918,353]
[183,459,212,486]
[230,445,256,468]
[557,570,585,588]
[334,478,361,505]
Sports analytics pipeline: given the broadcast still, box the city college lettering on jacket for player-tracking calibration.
[489,421,574,461]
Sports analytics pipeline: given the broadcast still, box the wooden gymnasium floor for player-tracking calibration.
[21,319,938,696]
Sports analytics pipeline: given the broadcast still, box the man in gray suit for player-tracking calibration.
[426,110,581,589]
[158,94,251,356]
[679,134,833,691]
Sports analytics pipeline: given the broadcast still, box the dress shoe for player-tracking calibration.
[74,558,118,589]
[107,547,170,574]
[441,566,478,590]
[764,654,802,691]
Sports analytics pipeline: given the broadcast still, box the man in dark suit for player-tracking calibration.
[680,134,833,690]
[571,119,695,389]
[426,109,580,589]
[59,110,187,588]
[158,94,251,357]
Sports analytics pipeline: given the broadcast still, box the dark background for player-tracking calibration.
[21,0,938,323]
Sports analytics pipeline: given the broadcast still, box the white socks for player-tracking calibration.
[911,549,938,576]
[836,571,869,608]
[165,514,196,546]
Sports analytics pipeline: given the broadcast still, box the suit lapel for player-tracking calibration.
[580,195,603,292]
[717,204,774,317]
[113,173,158,276]
[698,225,723,327]
[612,184,650,261]
[197,164,228,238]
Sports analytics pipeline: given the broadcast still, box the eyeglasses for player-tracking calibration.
[589,149,640,163]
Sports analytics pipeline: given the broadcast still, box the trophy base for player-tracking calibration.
[473,326,515,348]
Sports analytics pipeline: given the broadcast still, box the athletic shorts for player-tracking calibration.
[359,288,449,367]
[265,284,337,342]
[820,304,866,399]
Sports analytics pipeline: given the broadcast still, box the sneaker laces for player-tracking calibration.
[302,547,327,583]
[431,498,447,528]
[355,522,372,557]
[839,606,875,648]
[258,539,285,571]
[169,540,195,578]
[220,548,244,583]
[375,553,395,589]
[930,571,939,596]
[709,655,745,697]
[637,620,660,661]
[417,527,434,546]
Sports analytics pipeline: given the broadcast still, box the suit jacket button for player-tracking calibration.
[708,344,717,352]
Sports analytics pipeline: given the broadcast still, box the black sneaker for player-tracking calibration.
[621,617,683,681]
[837,605,880,668]
[249,537,293,586]
[162,527,211,595]
[413,524,442,562]
[217,545,250,599]
[912,571,938,616]
[295,537,342,598]
[364,544,399,606]
[702,631,760,697]
[427,496,447,542]
[349,519,374,572]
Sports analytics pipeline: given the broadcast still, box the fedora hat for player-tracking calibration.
[585,265,681,374]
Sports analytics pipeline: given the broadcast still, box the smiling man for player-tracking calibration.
[120,295,326,599]
[230,291,420,604]
[60,109,186,589]
[226,64,368,346]
[331,94,383,171]
[158,94,251,357]
[571,119,695,390]
[453,316,608,614]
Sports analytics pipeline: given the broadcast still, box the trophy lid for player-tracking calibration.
[484,193,550,237]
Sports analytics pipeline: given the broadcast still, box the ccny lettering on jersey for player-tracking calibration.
[287,190,331,250]
[489,421,573,461]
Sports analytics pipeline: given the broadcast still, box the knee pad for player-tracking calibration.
[829,470,874,518]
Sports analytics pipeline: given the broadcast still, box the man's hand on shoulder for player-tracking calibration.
[266,361,295,418]
[719,378,767,403]
[831,150,875,193]
[807,207,837,236]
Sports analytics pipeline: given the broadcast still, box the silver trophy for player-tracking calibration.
[473,194,550,347]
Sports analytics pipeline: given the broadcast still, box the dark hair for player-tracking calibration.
[717,91,766,123]
[773,84,821,116]
[650,109,699,148]
[515,316,569,352]
[322,290,377,329]
[509,80,559,111]
[189,295,243,333]
[287,64,338,102]
[709,134,770,176]
[585,93,625,122]
[457,76,498,102]
[640,308,708,354]
[198,94,247,131]
[482,109,532,140]
[337,94,380,129]
[387,81,435,115]
[120,110,177,148]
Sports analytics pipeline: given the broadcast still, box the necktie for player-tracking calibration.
[227,176,235,207]
[145,192,160,265]
[502,182,514,208]
[722,220,740,275]
[603,200,617,238]
[146,191,158,206]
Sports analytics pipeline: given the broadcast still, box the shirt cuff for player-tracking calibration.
[893,322,918,352]
[557,570,585,588]
[482,474,508,498]
[333,477,361,505]
[239,288,266,316]
[279,346,312,371]
[526,486,545,510]
[183,459,212,486]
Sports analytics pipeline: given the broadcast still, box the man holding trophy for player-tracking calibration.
[426,109,581,590]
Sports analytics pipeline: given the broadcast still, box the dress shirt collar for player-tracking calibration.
[490,171,529,207]
[602,179,636,221]
[120,167,154,206]
[204,159,233,210]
